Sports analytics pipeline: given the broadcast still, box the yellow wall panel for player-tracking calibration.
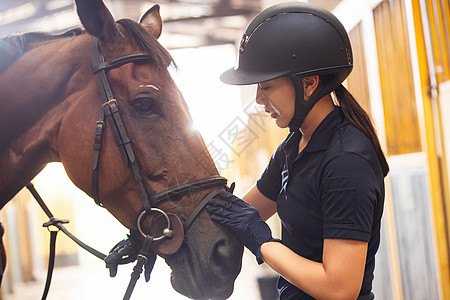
[373,0,422,156]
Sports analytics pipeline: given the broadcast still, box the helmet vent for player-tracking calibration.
[346,48,352,64]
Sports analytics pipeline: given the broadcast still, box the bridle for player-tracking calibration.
[91,36,226,207]
[89,36,231,298]
[27,36,230,300]
[90,34,229,228]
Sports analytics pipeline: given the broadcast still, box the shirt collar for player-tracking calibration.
[281,107,345,158]
[304,107,344,152]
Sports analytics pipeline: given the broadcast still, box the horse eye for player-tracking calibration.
[133,98,160,114]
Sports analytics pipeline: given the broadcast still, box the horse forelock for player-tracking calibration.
[0,29,84,73]
[116,18,177,70]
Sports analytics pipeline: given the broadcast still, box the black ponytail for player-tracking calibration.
[334,84,389,177]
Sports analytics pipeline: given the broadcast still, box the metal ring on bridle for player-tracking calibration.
[137,208,171,241]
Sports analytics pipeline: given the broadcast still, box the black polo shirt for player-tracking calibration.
[257,107,385,300]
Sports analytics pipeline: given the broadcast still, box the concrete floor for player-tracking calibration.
[2,250,277,300]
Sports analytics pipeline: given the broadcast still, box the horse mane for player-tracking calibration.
[116,18,177,69]
[0,29,84,73]
[0,18,176,73]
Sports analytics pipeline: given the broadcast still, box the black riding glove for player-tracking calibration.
[105,235,157,282]
[206,189,278,264]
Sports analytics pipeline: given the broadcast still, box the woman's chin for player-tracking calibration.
[274,119,289,129]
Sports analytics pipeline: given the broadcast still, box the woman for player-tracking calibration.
[206,2,389,300]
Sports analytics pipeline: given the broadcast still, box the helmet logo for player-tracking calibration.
[239,34,250,54]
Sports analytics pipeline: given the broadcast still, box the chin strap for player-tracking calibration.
[288,74,338,132]
[288,75,308,132]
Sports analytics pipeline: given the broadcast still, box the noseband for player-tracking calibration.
[90,37,229,298]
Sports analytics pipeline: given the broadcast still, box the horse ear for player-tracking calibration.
[74,0,121,41]
[139,5,163,39]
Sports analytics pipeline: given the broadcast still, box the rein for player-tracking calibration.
[26,183,107,300]
[25,36,230,300]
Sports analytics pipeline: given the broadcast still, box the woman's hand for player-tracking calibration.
[206,190,277,263]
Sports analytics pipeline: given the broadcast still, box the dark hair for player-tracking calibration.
[333,84,389,177]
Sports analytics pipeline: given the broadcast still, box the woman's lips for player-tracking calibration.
[268,111,278,119]
[265,109,278,119]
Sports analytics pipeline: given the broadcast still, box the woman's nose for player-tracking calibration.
[255,88,265,105]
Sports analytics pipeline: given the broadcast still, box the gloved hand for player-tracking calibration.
[206,189,278,264]
[105,235,157,282]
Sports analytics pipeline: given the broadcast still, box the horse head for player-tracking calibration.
[0,0,243,298]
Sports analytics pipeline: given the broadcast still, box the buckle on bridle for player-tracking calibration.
[101,98,118,108]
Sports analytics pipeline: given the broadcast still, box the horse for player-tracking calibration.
[0,0,243,299]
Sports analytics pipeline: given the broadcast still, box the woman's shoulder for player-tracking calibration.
[328,122,383,177]
[338,122,373,151]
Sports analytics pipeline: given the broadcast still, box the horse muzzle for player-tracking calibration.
[167,220,244,300]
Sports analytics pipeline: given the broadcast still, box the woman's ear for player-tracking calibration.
[302,75,319,100]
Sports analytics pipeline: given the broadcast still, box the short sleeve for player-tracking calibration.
[256,142,285,201]
[321,152,381,242]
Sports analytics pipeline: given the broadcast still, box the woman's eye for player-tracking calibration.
[133,98,159,114]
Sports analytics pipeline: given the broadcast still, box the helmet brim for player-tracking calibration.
[220,67,284,86]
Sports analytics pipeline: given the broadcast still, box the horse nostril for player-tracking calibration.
[213,240,228,266]
[212,239,239,277]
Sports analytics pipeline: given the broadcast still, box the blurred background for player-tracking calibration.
[1,0,450,299]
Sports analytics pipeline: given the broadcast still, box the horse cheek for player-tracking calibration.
[58,103,96,196]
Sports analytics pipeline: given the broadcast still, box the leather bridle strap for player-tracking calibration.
[90,37,156,211]
[26,183,107,260]
[128,177,228,239]
[43,230,57,300]
[152,175,228,207]
[184,188,221,231]
[92,52,156,74]
[26,183,107,300]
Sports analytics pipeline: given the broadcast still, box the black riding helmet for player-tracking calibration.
[220,2,353,131]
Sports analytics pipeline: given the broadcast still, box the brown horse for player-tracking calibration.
[0,0,243,298]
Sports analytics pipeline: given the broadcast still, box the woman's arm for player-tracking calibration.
[242,184,277,221]
[261,238,368,300]
[208,188,367,299]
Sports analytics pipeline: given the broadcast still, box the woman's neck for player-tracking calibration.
[299,95,335,140]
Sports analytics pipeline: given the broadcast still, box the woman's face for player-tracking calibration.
[256,77,295,128]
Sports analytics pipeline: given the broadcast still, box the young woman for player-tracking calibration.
[206,2,389,300]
